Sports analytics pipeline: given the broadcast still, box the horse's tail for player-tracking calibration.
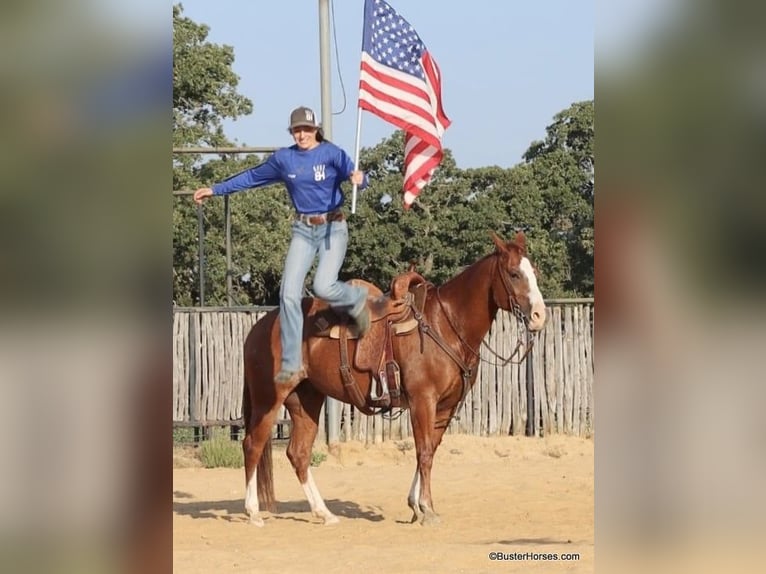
[242,371,251,431]
[257,439,276,513]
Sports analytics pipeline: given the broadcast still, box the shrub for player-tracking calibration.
[198,438,243,468]
[310,451,327,467]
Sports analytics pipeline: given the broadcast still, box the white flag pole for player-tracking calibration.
[350,106,363,214]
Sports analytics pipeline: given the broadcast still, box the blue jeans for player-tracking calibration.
[279,219,367,372]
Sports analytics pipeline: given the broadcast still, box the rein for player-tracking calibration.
[431,255,535,370]
[409,256,535,428]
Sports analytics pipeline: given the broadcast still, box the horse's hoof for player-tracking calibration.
[321,514,340,525]
[420,511,441,526]
[248,515,265,527]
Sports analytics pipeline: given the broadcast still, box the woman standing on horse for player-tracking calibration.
[193,106,371,385]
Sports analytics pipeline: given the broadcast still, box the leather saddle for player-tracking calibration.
[308,271,429,413]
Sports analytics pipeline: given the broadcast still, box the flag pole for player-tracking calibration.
[351,106,363,214]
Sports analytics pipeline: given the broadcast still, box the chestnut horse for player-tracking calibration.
[241,231,546,526]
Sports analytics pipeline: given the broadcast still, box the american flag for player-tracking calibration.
[358,0,450,208]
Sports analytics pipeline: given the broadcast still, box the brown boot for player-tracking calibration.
[354,306,371,337]
[274,368,307,385]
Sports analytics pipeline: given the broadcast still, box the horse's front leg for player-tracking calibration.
[407,466,422,523]
[409,399,441,525]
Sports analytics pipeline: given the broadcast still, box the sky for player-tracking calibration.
[178,0,594,169]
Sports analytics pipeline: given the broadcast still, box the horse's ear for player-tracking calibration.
[514,231,527,253]
[491,231,507,253]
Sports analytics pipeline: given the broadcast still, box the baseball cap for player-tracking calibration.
[289,106,319,130]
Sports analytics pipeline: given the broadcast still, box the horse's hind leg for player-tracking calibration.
[242,376,290,526]
[283,384,339,525]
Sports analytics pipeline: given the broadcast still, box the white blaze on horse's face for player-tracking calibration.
[520,256,546,331]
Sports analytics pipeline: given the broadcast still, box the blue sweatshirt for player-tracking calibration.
[211,141,368,214]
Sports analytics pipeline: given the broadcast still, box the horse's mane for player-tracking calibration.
[440,237,524,287]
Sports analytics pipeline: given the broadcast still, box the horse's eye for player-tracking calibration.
[509,271,521,280]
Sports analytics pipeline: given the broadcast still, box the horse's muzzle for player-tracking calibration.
[527,303,547,332]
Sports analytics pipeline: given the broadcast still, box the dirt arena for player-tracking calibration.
[173,434,593,573]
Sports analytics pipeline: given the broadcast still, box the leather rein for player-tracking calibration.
[434,255,534,368]
[409,255,535,427]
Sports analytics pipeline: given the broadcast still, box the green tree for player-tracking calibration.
[172,4,594,306]
[173,4,256,305]
[523,100,594,295]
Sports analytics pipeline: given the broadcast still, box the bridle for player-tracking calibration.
[497,255,531,328]
[434,254,535,369]
[416,253,537,429]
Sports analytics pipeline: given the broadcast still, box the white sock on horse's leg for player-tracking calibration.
[245,469,264,526]
[408,469,421,508]
[301,469,338,525]
[408,469,423,522]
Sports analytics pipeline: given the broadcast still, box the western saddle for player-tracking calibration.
[309,270,429,414]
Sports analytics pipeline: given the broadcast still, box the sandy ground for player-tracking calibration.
[173,434,593,573]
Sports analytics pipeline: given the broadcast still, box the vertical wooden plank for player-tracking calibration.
[208,313,217,421]
[373,412,381,444]
[495,315,504,437]
[180,312,189,422]
[563,306,574,434]
[235,313,248,418]
[573,306,583,436]
[554,307,564,433]
[462,371,472,434]
[358,409,367,443]
[498,313,508,435]
[212,313,223,421]
[499,313,510,436]
[581,305,593,436]
[367,413,375,445]
[472,346,482,436]
[480,329,489,436]
[229,312,240,421]
[487,319,498,436]
[474,338,490,434]
[586,305,595,434]
[317,401,326,445]
[172,313,182,420]
[537,325,551,435]
[360,411,368,445]
[210,313,218,421]
[198,312,208,422]
[509,316,520,435]
[352,406,361,442]
[342,402,351,442]
[543,315,555,434]
[223,312,231,420]
[393,407,403,440]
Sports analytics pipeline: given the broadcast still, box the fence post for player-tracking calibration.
[525,330,535,436]
[197,203,205,306]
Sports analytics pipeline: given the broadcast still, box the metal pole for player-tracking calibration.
[319,0,339,447]
[351,106,363,214]
[197,204,205,306]
[525,332,535,436]
[319,0,333,141]
[224,196,232,307]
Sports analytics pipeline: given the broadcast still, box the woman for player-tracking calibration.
[193,106,370,385]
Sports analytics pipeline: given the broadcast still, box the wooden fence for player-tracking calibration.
[172,301,594,441]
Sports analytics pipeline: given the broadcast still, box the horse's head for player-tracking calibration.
[491,231,547,331]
